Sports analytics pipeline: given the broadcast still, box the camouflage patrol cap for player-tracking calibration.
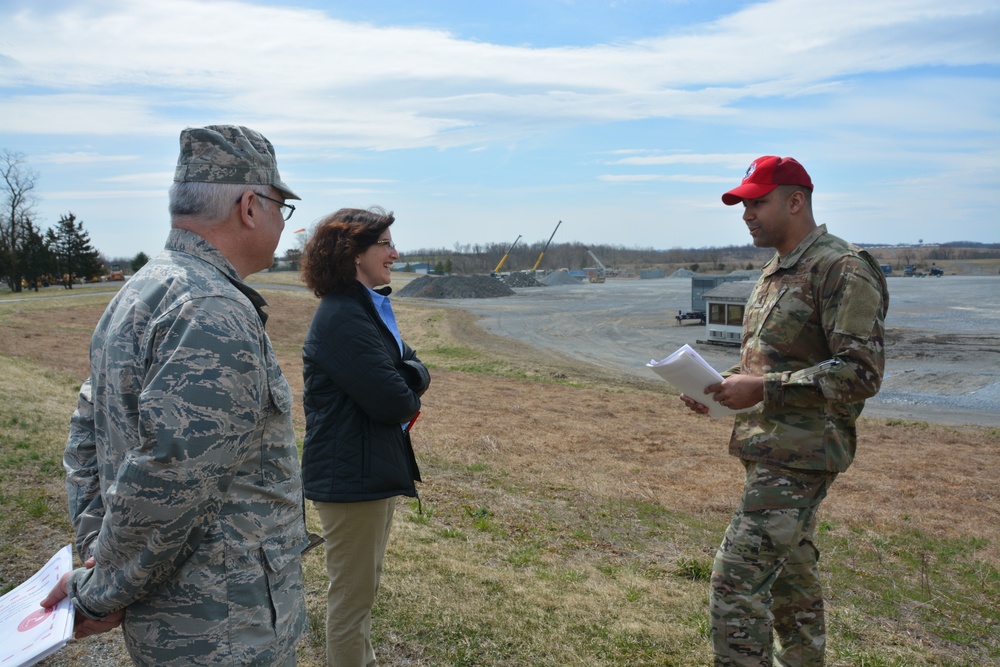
[174,125,300,200]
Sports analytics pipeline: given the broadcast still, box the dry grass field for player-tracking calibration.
[0,280,997,666]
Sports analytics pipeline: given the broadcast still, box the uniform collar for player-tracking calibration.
[165,228,270,326]
[763,224,827,276]
[166,228,243,283]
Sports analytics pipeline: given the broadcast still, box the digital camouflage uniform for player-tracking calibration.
[712,224,888,666]
[64,228,308,666]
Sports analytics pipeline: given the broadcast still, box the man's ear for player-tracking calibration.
[236,191,257,229]
[786,189,806,215]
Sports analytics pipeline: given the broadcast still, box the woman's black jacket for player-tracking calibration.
[301,283,424,503]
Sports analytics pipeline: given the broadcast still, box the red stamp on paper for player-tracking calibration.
[17,608,52,632]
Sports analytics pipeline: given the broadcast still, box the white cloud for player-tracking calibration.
[599,173,734,183]
[0,0,996,256]
[607,153,757,167]
[45,189,165,200]
[2,0,997,148]
[98,172,175,185]
[35,151,139,165]
[293,177,396,184]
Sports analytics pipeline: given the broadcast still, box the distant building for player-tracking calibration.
[687,270,762,312]
[701,281,755,346]
[392,262,430,274]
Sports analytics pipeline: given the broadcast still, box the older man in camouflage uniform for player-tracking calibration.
[42,126,309,665]
[681,156,888,666]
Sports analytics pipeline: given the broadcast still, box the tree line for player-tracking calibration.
[8,147,996,287]
[1,149,150,292]
[402,239,774,276]
[399,239,1000,277]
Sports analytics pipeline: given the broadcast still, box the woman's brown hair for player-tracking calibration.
[300,207,395,297]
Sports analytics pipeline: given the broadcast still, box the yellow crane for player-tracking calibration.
[531,221,562,272]
[585,249,607,283]
[492,235,522,275]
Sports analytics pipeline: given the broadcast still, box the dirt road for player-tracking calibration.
[402,275,1000,427]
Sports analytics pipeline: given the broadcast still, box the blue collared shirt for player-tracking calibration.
[367,286,409,430]
[367,287,403,355]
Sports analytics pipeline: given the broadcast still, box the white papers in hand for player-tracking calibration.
[647,344,752,419]
[0,544,75,667]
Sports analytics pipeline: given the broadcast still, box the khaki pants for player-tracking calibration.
[314,498,396,667]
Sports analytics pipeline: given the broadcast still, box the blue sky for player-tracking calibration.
[1,0,998,260]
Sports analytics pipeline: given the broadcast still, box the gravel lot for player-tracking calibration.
[10,275,995,426]
[404,274,1000,427]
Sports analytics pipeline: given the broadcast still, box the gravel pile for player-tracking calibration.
[669,268,697,278]
[727,269,763,280]
[540,270,581,286]
[506,271,543,287]
[396,274,515,298]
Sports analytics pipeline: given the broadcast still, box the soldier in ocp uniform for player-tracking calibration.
[42,125,310,666]
[681,156,888,666]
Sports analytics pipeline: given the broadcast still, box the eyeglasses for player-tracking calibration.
[237,191,296,221]
[254,192,296,221]
[374,239,397,251]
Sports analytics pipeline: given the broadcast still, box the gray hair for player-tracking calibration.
[168,181,271,221]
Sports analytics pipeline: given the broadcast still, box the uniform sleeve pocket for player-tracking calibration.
[833,273,881,340]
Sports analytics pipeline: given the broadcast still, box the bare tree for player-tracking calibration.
[1,149,40,292]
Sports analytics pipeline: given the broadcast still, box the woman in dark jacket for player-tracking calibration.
[300,207,429,667]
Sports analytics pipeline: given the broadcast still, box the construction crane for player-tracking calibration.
[531,221,562,272]
[585,248,607,283]
[493,235,522,275]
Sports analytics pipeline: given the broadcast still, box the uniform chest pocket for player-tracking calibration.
[260,341,297,487]
[264,337,292,415]
[752,281,815,353]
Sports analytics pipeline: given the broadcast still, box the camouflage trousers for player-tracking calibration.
[710,503,826,667]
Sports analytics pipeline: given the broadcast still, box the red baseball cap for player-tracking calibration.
[721,156,813,206]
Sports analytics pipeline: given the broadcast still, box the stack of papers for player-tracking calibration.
[0,545,75,667]
[647,344,753,419]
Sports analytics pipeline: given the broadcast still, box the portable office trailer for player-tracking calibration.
[690,272,760,312]
[701,281,755,346]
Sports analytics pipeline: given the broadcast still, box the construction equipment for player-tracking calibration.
[585,248,607,283]
[531,221,562,272]
[108,263,125,281]
[492,235,522,277]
